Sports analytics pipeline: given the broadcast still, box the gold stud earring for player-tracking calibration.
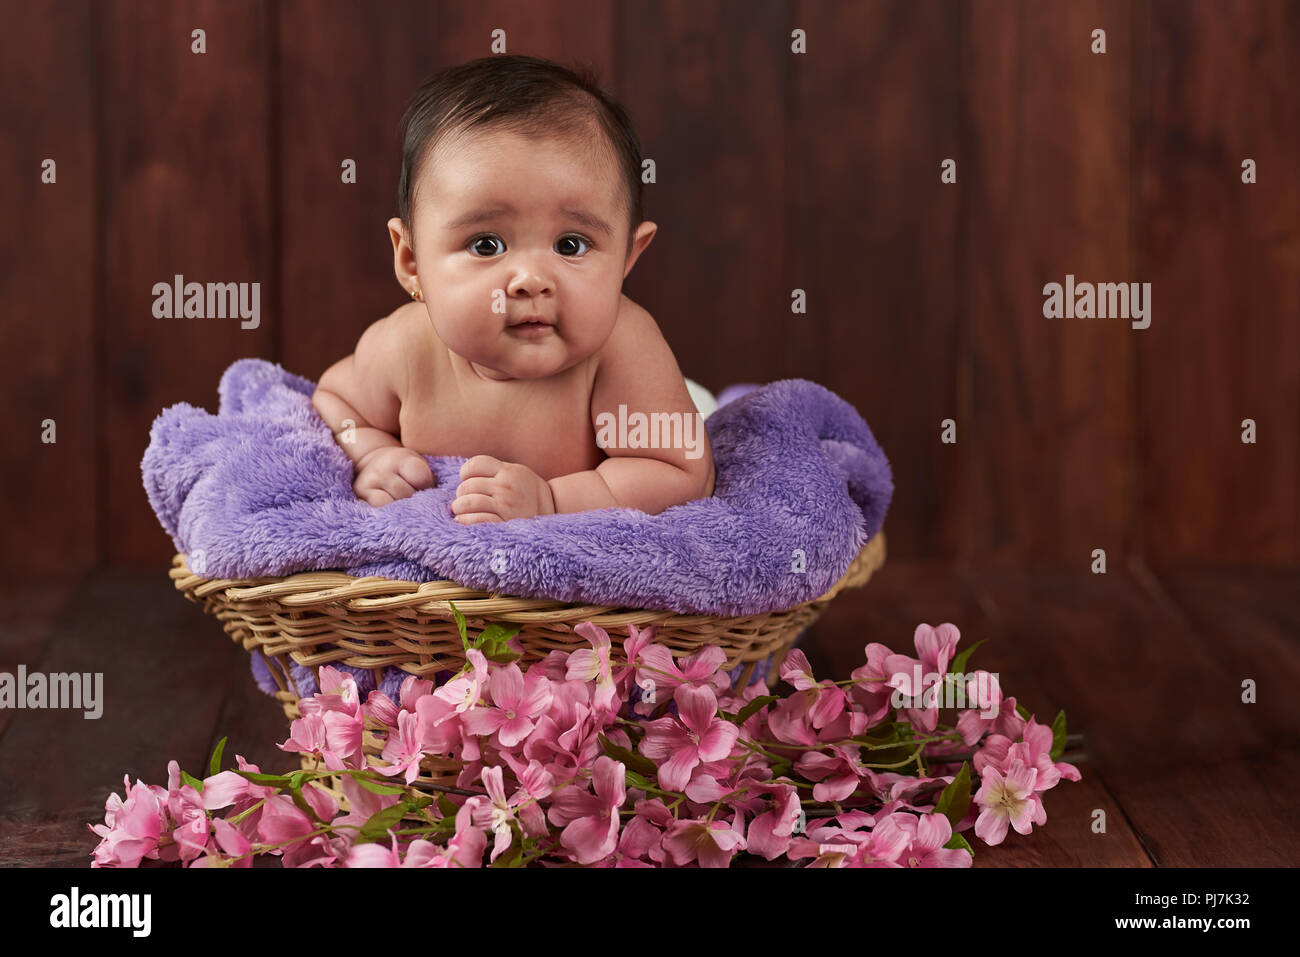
[411,287,422,301]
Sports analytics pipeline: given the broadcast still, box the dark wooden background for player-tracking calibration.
[2,0,1297,574]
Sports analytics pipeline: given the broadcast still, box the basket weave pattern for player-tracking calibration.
[171,531,885,789]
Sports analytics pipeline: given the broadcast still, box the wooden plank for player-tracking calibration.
[0,571,238,861]
[960,0,1136,565]
[100,0,274,565]
[279,0,618,382]
[788,0,961,559]
[0,1,97,575]
[0,579,82,741]
[619,0,796,392]
[1135,0,1300,562]
[1103,750,1300,867]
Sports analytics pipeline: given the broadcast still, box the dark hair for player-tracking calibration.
[396,54,645,254]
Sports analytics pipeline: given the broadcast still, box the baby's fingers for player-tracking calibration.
[398,455,435,490]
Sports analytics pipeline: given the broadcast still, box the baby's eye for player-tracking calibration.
[555,235,591,257]
[468,235,505,257]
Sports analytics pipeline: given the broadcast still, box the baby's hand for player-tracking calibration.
[451,455,556,525]
[354,446,436,506]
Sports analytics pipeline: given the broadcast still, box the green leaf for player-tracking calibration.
[288,784,320,823]
[768,759,794,779]
[598,733,659,777]
[949,640,986,676]
[1049,709,1068,762]
[233,770,292,786]
[1015,702,1032,721]
[437,795,459,819]
[934,762,972,829]
[354,776,407,797]
[625,769,655,791]
[943,830,975,858]
[180,770,204,792]
[208,736,228,778]
[730,695,778,726]
[474,622,523,647]
[356,802,414,845]
[448,601,469,650]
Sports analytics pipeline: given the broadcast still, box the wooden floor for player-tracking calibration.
[1,558,1296,867]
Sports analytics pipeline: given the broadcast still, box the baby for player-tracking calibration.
[311,55,715,524]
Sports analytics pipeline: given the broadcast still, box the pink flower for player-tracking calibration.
[745,783,803,860]
[331,775,401,847]
[662,815,746,867]
[440,801,487,868]
[208,818,252,867]
[305,666,362,716]
[638,684,740,792]
[891,812,972,867]
[779,650,848,729]
[1003,717,1082,791]
[462,663,552,748]
[468,765,537,863]
[547,756,625,864]
[567,623,619,712]
[788,815,908,868]
[973,758,1046,846]
[956,679,1025,746]
[633,643,730,716]
[278,712,354,771]
[796,745,867,802]
[88,775,165,868]
[378,708,427,784]
[613,623,658,698]
[347,834,443,868]
[883,623,961,732]
[849,643,900,726]
[434,649,491,715]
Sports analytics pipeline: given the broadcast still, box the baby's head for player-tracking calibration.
[389,55,656,381]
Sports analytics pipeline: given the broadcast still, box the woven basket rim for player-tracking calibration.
[170,530,886,617]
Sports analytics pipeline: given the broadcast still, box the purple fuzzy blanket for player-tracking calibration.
[142,358,891,616]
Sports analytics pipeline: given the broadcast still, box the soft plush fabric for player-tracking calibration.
[142,358,891,617]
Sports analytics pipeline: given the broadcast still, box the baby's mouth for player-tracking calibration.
[507,315,556,336]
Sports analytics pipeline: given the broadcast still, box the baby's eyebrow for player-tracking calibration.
[444,205,613,238]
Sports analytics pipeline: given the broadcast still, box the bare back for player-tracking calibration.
[393,302,607,481]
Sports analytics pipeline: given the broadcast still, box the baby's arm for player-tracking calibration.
[548,300,715,515]
[312,314,434,505]
[312,316,405,465]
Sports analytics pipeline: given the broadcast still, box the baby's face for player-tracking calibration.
[402,128,642,381]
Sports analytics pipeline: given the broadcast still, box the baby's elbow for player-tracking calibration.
[684,454,715,501]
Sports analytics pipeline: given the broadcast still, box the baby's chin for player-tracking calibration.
[473,344,582,380]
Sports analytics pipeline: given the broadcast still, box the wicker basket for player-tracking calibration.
[171,531,886,790]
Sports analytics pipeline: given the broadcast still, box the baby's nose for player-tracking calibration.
[507,269,554,297]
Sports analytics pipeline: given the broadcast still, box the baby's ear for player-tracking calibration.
[388,217,418,285]
[623,221,657,279]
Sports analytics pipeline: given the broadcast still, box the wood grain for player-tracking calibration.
[960,0,1136,566]
[0,1,97,574]
[1135,0,1300,563]
[99,0,274,565]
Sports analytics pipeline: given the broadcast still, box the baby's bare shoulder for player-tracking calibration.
[597,294,664,363]
[593,294,685,399]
